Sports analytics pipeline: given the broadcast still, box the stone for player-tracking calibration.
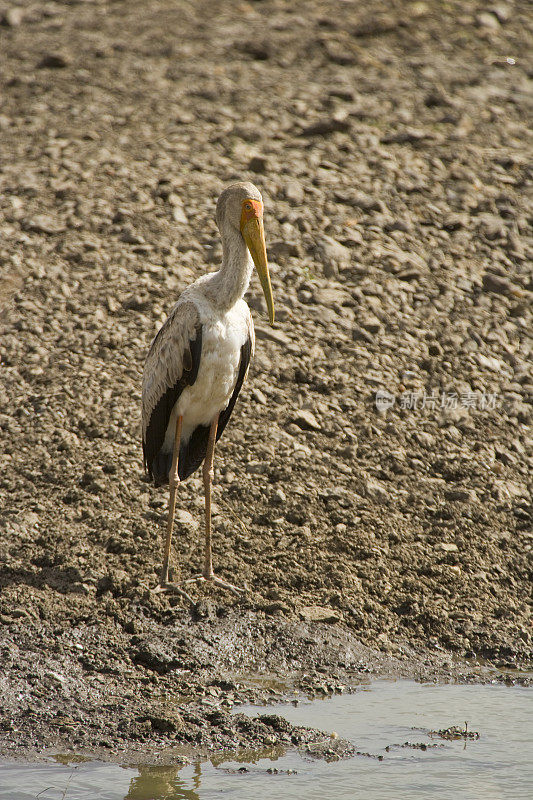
[316,236,351,276]
[299,606,341,623]
[120,228,145,245]
[334,190,383,212]
[358,313,381,334]
[248,155,268,173]
[172,206,188,224]
[284,180,304,204]
[363,477,390,503]
[254,325,292,346]
[444,488,477,503]
[23,215,66,234]
[299,116,350,137]
[291,409,321,431]
[38,53,70,69]
[481,272,515,296]
[268,240,300,260]
[437,543,459,552]
[476,11,500,29]
[252,388,267,405]
[1,7,24,26]
[442,213,468,231]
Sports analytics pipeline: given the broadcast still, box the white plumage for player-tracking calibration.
[161,296,254,451]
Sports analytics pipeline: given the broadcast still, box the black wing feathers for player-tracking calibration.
[143,325,203,484]
[177,335,252,482]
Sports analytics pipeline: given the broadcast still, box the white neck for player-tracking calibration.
[205,224,253,311]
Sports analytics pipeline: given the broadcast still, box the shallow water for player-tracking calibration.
[1,680,531,800]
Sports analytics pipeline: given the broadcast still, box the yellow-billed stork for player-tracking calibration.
[141,182,274,594]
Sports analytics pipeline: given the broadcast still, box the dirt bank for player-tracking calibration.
[0,0,531,760]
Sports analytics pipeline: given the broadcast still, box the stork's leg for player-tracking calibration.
[156,415,192,602]
[184,414,244,594]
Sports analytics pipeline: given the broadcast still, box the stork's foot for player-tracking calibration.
[184,572,245,595]
[153,570,194,603]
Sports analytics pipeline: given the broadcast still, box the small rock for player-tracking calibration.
[299,116,350,137]
[268,240,300,260]
[175,509,198,528]
[120,228,145,245]
[353,15,398,37]
[316,235,351,276]
[38,53,70,69]
[172,206,188,224]
[1,7,24,26]
[255,325,292,345]
[358,313,381,334]
[248,155,268,173]
[23,215,66,234]
[334,189,383,212]
[476,11,500,29]
[284,180,304,204]
[363,477,390,503]
[239,40,271,60]
[251,388,267,405]
[292,409,321,431]
[444,488,477,503]
[489,4,511,23]
[478,215,505,240]
[245,460,270,474]
[481,272,515,296]
[299,605,341,623]
[341,228,364,246]
[314,287,351,306]
[442,212,468,231]
[437,542,459,552]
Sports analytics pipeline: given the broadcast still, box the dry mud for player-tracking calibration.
[0,0,531,762]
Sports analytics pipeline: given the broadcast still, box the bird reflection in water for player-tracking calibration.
[123,761,201,800]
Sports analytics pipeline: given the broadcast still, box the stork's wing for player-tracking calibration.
[179,311,254,481]
[141,301,202,480]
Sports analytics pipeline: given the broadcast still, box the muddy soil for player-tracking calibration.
[0,0,531,762]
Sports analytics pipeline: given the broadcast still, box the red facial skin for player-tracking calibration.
[240,199,263,227]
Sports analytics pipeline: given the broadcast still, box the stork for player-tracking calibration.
[141,182,274,594]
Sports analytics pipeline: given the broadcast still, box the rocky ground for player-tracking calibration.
[0,0,531,762]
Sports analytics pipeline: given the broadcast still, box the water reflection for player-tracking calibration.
[125,764,201,800]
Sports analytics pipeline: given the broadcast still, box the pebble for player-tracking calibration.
[1,7,24,26]
[248,156,268,173]
[315,236,351,276]
[172,206,188,224]
[299,116,351,137]
[291,410,321,431]
[363,478,391,503]
[299,606,342,623]
[38,53,70,69]
[476,11,500,29]
[481,272,516,296]
[284,180,304,204]
[23,215,66,234]
[444,489,477,503]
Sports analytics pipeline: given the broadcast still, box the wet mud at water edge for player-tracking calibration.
[2,681,532,799]
[0,0,532,760]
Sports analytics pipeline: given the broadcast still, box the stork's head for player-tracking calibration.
[216,181,275,325]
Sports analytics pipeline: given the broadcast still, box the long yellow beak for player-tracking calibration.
[240,201,275,325]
